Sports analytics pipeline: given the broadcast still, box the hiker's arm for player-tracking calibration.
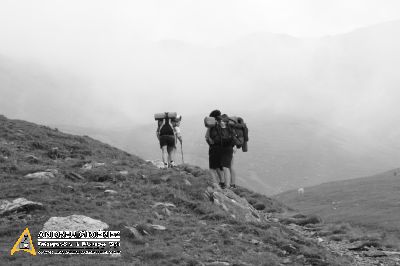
[175,126,182,143]
[205,128,213,145]
[156,121,161,140]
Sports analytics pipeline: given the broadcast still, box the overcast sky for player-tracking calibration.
[1,0,400,132]
[1,0,400,47]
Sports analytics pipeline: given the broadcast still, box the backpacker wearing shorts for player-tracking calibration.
[155,112,177,137]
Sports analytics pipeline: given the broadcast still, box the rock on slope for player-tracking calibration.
[0,114,355,265]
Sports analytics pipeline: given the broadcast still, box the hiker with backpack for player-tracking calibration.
[205,110,225,187]
[205,112,249,189]
[172,114,183,164]
[205,112,235,188]
[155,112,182,168]
[227,116,248,189]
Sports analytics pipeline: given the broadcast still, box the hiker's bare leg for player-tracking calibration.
[223,167,231,187]
[230,156,236,186]
[161,146,168,165]
[210,169,220,184]
[167,146,175,163]
[217,168,225,184]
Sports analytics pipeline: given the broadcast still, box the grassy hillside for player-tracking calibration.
[0,114,355,265]
[275,169,400,237]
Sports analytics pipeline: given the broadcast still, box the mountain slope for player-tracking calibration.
[0,114,356,265]
[275,168,400,235]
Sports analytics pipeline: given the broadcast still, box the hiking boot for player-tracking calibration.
[161,163,168,169]
[219,182,226,189]
[229,184,237,189]
[169,161,177,168]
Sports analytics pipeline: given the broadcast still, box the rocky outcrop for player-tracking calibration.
[205,187,264,223]
[64,171,85,181]
[104,189,118,195]
[42,214,109,231]
[82,162,106,170]
[25,171,55,179]
[146,159,165,169]
[0,198,44,216]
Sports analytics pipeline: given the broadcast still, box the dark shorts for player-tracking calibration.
[209,145,233,169]
[159,135,176,148]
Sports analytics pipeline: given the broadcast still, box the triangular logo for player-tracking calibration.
[10,227,36,256]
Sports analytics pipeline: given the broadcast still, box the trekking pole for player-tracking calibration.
[180,142,185,164]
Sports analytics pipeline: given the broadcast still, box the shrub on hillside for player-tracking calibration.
[247,198,257,205]
[0,147,11,157]
[182,165,205,177]
[328,223,352,235]
[281,214,322,226]
[29,141,48,150]
[253,202,266,210]
[234,186,288,213]
[329,234,346,241]
[1,163,18,173]
[82,169,113,182]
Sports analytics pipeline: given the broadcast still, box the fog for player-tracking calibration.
[1,1,400,151]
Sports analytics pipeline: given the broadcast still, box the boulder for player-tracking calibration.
[206,262,230,266]
[93,162,105,168]
[42,214,109,231]
[81,162,105,170]
[82,163,93,170]
[104,190,118,195]
[162,208,172,217]
[146,160,165,169]
[26,155,40,164]
[45,169,59,175]
[363,250,387,257]
[0,198,44,216]
[25,171,55,179]
[152,202,176,209]
[206,188,264,223]
[123,226,144,241]
[150,224,166,231]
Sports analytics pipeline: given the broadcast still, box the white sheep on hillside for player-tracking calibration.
[298,187,304,196]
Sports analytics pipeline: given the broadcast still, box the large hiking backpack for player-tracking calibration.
[155,112,177,136]
[204,115,249,151]
[228,116,249,151]
[210,122,235,146]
